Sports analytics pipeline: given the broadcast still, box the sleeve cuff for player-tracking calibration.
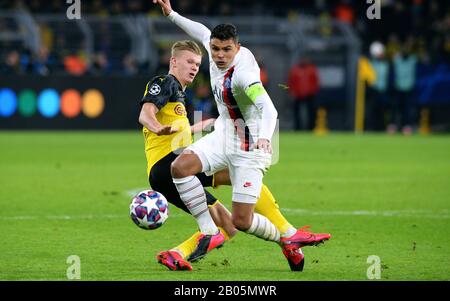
[167,10,178,20]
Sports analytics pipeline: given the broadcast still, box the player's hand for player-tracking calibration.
[253,138,272,154]
[156,125,177,136]
[153,0,172,16]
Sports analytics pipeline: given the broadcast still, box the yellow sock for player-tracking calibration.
[255,184,295,235]
[172,231,202,259]
[172,227,231,259]
[218,226,231,241]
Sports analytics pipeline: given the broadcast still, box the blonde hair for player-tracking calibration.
[171,40,203,57]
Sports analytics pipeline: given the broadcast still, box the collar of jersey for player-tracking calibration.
[167,73,183,90]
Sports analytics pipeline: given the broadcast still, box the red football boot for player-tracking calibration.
[187,231,225,262]
[156,250,193,271]
[281,226,331,248]
[282,245,305,271]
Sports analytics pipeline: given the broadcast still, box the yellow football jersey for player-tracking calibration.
[140,74,192,175]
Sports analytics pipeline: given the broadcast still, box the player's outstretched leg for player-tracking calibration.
[172,153,225,262]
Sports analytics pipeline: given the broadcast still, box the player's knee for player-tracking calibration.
[170,155,193,178]
[171,153,200,179]
[170,160,186,178]
[232,214,252,231]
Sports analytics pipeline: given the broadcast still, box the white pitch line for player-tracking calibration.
[0,209,448,221]
[125,188,150,197]
[291,178,433,183]
[281,208,450,219]
[3,188,446,221]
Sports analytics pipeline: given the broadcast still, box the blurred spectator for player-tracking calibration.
[388,44,418,135]
[49,0,63,13]
[27,0,42,12]
[38,22,53,51]
[176,0,194,15]
[89,52,111,75]
[218,2,232,16]
[2,50,23,74]
[110,0,124,15]
[127,0,144,14]
[318,12,333,37]
[334,0,355,25]
[367,41,390,131]
[122,54,138,76]
[90,0,109,15]
[256,56,269,87]
[63,52,88,76]
[31,46,53,75]
[193,84,215,119]
[155,45,171,75]
[198,0,213,15]
[385,34,401,60]
[288,56,320,131]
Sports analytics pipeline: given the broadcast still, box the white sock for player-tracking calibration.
[246,213,280,242]
[281,227,297,238]
[173,175,218,235]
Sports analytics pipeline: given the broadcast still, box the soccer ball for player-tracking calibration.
[130,190,169,230]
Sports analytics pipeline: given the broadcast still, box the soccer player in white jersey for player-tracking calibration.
[153,0,331,263]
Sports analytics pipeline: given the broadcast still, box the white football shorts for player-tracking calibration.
[186,130,272,204]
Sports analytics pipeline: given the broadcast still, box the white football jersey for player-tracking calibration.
[204,46,263,151]
[169,11,277,152]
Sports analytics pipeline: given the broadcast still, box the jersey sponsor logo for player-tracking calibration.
[149,83,161,95]
[243,182,252,188]
[174,104,186,116]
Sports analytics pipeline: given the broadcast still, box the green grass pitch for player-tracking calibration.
[0,131,449,280]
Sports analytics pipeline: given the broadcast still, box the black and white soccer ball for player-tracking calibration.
[130,190,169,230]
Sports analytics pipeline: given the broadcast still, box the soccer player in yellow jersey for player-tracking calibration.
[139,40,317,272]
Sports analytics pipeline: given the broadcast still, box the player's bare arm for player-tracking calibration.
[139,102,177,136]
[190,118,216,134]
[153,0,172,16]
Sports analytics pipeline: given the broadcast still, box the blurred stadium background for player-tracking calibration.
[0,0,449,132]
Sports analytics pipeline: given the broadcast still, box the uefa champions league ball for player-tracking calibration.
[130,190,169,230]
